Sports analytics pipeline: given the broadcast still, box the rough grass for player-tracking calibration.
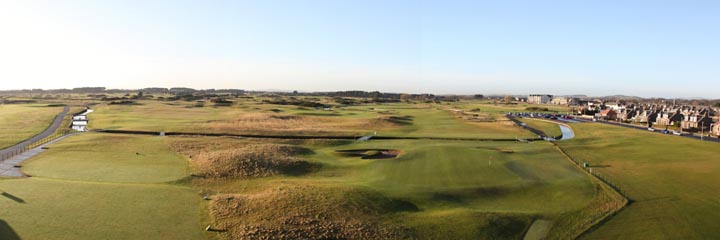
[90,100,393,136]
[403,209,533,240]
[191,144,317,178]
[0,104,63,149]
[347,105,536,139]
[210,184,415,239]
[170,138,318,178]
[559,123,720,239]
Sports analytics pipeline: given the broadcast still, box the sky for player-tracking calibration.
[0,0,719,98]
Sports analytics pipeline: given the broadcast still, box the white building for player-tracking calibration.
[528,94,553,104]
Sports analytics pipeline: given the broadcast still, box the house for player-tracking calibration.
[633,110,657,123]
[681,114,714,132]
[604,101,625,110]
[528,94,553,104]
[599,109,617,120]
[616,109,637,122]
[711,122,720,137]
[655,111,683,126]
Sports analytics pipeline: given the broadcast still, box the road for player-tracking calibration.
[584,118,720,143]
[0,106,70,157]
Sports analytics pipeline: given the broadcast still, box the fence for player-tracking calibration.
[552,142,631,199]
[0,129,71,162]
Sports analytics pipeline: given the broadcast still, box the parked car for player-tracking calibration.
[672,131,683,136]
[648,128,655,132]
[661,130,670,134]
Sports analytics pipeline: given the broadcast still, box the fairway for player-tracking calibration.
[0,104,63,149]
[559,123,720,239]
[0,134,206,240]
[0,178,203,240]
[22,133,189,183]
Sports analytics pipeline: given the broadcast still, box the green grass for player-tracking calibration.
[22,133,189,183]
[558,122,720,239]
[0,134,206,240]
[519,118,563,137]
[90,99,539,139]
[187,136,598,239]
[0,178,203,240]
[0,104,63,149]
[347,104,536,139]
[309,140,595,213]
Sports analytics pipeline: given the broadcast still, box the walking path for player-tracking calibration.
[0,134,76,177]
[0,106,69,157]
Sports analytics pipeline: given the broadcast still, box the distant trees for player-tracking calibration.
[504,95,513,102]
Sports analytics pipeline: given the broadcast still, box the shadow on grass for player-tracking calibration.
[1,192,25,204]
[0,219,21,240]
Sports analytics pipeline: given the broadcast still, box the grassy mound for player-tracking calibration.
[210,184,416,239]
[193,143,318,178]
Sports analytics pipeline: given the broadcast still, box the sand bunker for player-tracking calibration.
[336,149,402,159]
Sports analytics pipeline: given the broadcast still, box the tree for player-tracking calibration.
[400,93,412,101]
[504,95,513,102]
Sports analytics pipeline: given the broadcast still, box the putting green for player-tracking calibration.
[309,140,595,213]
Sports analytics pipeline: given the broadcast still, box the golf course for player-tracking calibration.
[0,96,716,239]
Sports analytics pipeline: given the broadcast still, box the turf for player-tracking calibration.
[0,104,63,149]
[346,104,537,139]
[22,133,189,183]
[0,134,206,240]
[517,118,563,137]
[312,140,595,213]
[181,135,598,239]
[558,122,720,239]
[0,178,203,240]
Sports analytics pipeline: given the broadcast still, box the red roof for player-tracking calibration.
[600,109,616,115]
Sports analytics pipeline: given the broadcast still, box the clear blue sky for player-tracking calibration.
[1,0,719,98]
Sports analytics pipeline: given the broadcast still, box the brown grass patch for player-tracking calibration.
[192,144,316,178]
[210,184,416,239]
[169,137,318,178]
[204,113,371,134]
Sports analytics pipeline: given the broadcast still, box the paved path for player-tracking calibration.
[0,106,70,177]
[523,219,553,240]
[0,134,76,177]
[0,106,69,156]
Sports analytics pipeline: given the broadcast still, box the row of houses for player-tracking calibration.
[526,94,720,137]
[596,104,718,136]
